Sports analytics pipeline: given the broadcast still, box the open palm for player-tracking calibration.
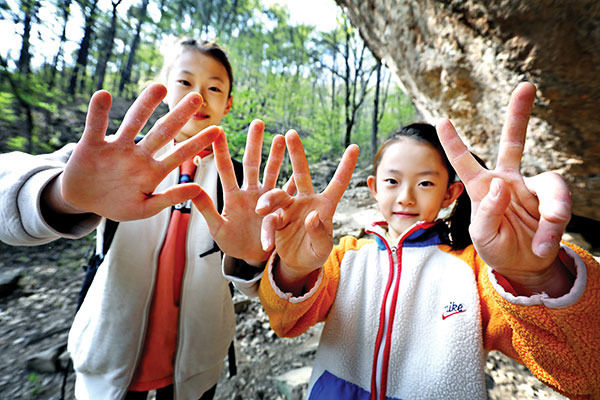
[192,120,286,265]
[61,83,221,221]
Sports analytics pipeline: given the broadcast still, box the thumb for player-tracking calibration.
[469,178,510,246]
[305,210,333,261]
[142,183,203,219]
[261,209,285,251]
[191,188,224,233]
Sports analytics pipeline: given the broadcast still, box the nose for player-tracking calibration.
[396,185,415,206]
[197,87,208,107]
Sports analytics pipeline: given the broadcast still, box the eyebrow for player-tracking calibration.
[177,69,226,83]
[384,168,441,176]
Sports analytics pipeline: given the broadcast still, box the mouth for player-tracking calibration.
[192,112,209,120]
[393,211,419,218]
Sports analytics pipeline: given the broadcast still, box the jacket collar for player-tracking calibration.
[366,220,449,250]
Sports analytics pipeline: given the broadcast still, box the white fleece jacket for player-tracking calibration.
[0,143,235,400]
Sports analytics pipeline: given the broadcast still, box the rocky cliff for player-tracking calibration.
[335,0,600,221]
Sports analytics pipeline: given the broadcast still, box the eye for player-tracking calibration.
[383,178,398,185]
[209,86,223,93]
[177,79,191,86]
[419,180,434,187]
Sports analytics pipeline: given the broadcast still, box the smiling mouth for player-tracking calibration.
[393,212,418,218]
[193,113,209,120]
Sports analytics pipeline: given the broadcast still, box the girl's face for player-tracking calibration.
[164,50,233,143]
[367,138,463,243]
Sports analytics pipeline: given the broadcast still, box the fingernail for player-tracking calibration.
[491,178,501,198]
[311,212,320,228]
[534,242,553,258]
[191,94,201,105]
[261,231,272,251]
[256,197,269,210]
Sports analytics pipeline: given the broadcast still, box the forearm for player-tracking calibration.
[483,243,600,398]
[258,252,338,337]
[0,147,99,245]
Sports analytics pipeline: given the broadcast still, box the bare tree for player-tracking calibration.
[67,0,100,95]
[95,0,123,90]
[118,0,149,97]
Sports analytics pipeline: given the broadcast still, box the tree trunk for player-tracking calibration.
[68,0,100,95]
[371,59,381,160]
[95,0,122,91]
[48,3,71,90]
[17,0,40,75]
[343,27,351,148]
[119,0,149,96]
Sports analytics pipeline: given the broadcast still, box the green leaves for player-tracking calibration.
[2,0,416,167]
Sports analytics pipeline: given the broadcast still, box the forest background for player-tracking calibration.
[1,0,419,169]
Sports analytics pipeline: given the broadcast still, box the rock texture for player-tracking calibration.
[335,0,600,220]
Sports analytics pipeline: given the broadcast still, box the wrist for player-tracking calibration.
[272,258,320,297]
[42,173,86,215]
[502,249,575,297]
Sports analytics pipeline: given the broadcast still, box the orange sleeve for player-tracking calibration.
[462,242,600,399]
[258,236,367,338]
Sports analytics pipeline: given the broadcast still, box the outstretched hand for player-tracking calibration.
[56,83,221,221]
[437,82,573,296]
[255,130,359,288]
[192,120,286,265]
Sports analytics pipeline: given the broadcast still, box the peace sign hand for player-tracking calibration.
[437,82,573,296]
[255,130,359,291]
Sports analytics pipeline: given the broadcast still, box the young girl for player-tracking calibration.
[0,38,285,400]
[248,83,600,399]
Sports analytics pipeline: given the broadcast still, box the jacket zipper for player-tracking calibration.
[367,222,435,400]
[368,232,397,400]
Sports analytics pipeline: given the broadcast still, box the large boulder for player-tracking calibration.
[335,0,600,221]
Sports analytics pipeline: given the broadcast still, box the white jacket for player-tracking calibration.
[0,143,235,399]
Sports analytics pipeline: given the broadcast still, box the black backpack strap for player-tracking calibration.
[76,218,119,311]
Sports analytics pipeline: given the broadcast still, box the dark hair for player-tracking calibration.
[372,123,486,249]
[160,38,234,97]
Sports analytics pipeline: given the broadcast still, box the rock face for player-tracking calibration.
[335,0,600,221]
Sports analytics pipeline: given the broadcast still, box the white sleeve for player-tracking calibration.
[222,255,264,297]
[0,144,100,246]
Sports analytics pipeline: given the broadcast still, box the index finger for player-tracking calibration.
[160,126,222,172]
[496,82,536,173]
[285,130,314,194]
[138,91,202,154]
[436,119,484,185]
[322,144,359,204]
[212,129,239,192]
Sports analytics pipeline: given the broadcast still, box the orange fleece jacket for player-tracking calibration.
[259,238,600,399]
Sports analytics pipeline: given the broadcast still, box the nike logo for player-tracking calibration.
[442,310,466,320]
[442,301,466,320]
